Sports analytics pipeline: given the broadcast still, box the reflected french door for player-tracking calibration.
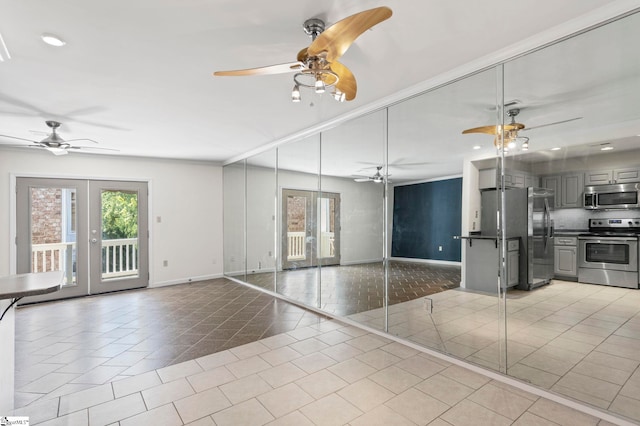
[16,177,148,303]
[281,189,340,270]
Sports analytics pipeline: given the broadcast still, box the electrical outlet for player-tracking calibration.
[438,246,443,251]
[423,298,433,313]
[268,251,272,257]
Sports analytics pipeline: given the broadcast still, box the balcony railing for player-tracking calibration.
[32,242,75,285]
[32,238,138,281]
[287,232,306,260]
[286,232,335,260]
[102,238,139,278]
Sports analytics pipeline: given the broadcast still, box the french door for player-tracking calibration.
[16,177,148,303]
[281,189,340,270]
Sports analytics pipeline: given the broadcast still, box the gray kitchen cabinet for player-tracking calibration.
[463,237,520,291]
[478,168,536,190]
[541,175,561,207]
[561,173,584,208]
[585,167,640,185]
[507,239,519,287]
[541,173,583,208]
[554,236,577,278]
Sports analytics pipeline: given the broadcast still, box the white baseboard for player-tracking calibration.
[247,267,276,274]
[340,258,384,266]
[151,273,223,288]
[391,257,461,267]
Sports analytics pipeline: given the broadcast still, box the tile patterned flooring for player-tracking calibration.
[245,261,461,316]
[14,279,328,409]
[350,280,640,423]
[13,312,623,425]
[11,276,637,425]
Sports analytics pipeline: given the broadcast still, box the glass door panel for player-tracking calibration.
[317,193,340,266]
[282,189,315,269]
[17,177,89,302]
[100,189,140,280]
[90,180,148,294]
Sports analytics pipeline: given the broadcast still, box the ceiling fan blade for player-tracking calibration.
[521,117,583,132]
[462,125,498,135]
[214,61,305,77]
[354,178,371,182]
[0,134,38,144]
[329,61,357,101]
[66,138,99,144]
[67,146,120,152]
[462,123,525,135]
[307,6,392,62]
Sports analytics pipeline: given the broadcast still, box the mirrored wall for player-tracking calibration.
[223,10,640,423]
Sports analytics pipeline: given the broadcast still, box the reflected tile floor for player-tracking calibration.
[246,261,461,316]
[13,317,623,425]
[349,280,640,423]
[14,278,328,409]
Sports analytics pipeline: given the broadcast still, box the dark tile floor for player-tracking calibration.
[245,261,461,316]
[14,278,329,407]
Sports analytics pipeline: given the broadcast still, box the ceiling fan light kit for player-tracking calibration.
[214,7,393,104]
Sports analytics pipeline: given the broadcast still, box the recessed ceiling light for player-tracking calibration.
[41,33,66,47]
[550,147,561,151]
[601,146,614,151]
[472,145,481,150]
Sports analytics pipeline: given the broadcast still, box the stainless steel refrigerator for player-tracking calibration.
[480,187,554,290]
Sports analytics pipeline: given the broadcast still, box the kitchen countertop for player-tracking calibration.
[0,271,63,300]
[554,229,587,236]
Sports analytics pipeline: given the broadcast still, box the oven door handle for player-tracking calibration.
[579,238,638,243]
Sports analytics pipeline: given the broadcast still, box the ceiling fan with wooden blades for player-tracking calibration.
[0,120,119,156]
[462,108,582,151]
[213,6,393,103]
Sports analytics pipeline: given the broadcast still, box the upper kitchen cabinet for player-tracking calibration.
[585,167,640,185]
[478,168,537,190]
[541,173,584,209]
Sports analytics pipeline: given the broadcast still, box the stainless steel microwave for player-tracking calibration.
[584,183,640,210]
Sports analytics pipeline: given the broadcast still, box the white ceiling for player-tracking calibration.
[2,0,638,168]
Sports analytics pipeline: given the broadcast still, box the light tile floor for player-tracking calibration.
[349,280,640,423]
[11,319,627,425]
[13,279,327,409]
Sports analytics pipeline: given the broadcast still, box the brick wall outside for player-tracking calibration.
[287,196,306,232]
[31,188,63,271]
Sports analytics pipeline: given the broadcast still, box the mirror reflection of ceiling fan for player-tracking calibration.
[214,6,392,103]
[353,166,391,183]
[0,120,118,156]
[462,108,583,151]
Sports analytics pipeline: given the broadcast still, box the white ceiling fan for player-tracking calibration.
[353,166,391,183]
[0,120,118,156]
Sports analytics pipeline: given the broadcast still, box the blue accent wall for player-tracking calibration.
[392,178,462,262]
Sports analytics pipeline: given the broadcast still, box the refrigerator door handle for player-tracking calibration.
[543,197,551,252]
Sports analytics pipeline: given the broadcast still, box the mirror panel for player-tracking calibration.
[386,67,504,368]
[245,149,278,291]
[276,134,321,307]
[319,110,386,323]
[500,12,640,419]
[223,160,246,282]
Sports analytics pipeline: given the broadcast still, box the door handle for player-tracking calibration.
[91,238,98,244]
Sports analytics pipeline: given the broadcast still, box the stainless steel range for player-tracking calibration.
[578,218,640,289]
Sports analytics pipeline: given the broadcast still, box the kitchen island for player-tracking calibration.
[461,236,520,293]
